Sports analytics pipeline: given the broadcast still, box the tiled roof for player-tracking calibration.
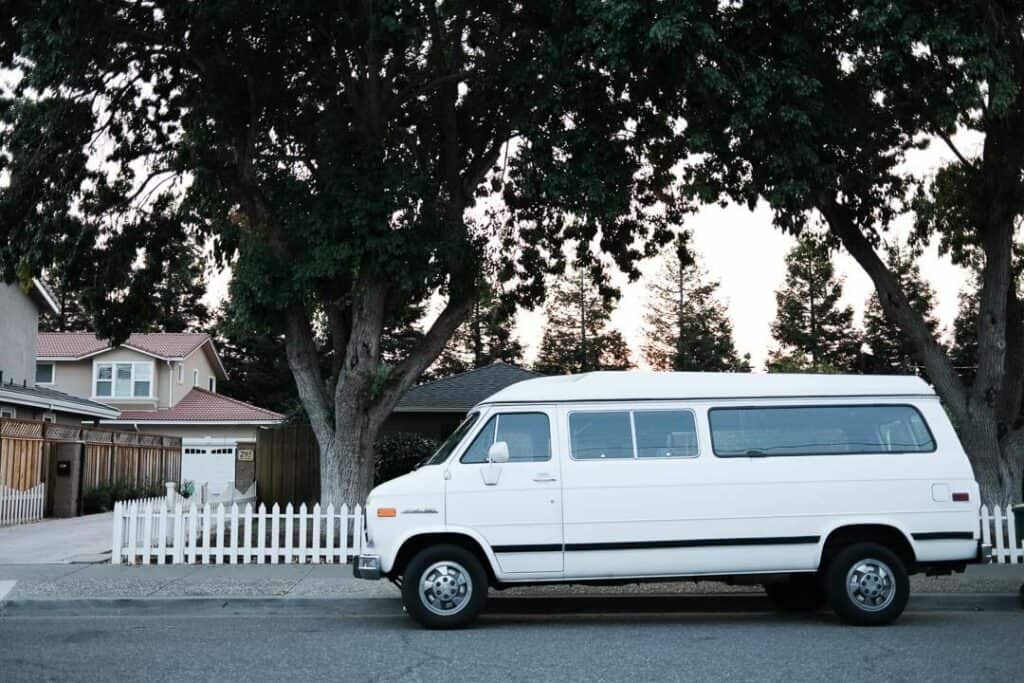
[38,332,211,360]
[109,388,284,423]
[396,362,544,413]
[0,381,119,418]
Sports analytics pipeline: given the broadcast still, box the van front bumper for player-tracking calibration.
[353,554,382,580]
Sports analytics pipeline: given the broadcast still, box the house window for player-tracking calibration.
[42,413,56,424]
[94,362,153,398]
[177,364,184,384]
[193,369,199,386]
[208,376,216,392]
[0,407,16,418]
[35,362,55,384]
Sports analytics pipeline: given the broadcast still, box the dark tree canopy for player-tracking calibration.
[642,234,747,372]
[534,271,634,375]
[768,233,860,373]
[0,1,687,502]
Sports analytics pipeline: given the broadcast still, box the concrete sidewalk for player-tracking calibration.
[0,562,1019,603]
[0,514,112,564]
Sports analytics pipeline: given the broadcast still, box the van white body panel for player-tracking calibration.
[363,373,981,583]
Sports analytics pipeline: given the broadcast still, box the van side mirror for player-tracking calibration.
[488,441,510,464]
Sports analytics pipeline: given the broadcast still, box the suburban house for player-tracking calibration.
[0,281,119,424]
[385,361,543,440]
[36,331,284,494]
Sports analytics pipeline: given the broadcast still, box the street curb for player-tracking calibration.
[0,592,1019,618]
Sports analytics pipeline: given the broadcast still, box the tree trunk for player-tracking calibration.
[959,414,1023,507]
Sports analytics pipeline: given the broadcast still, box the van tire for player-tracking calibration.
[826,543,909,626]
[401,544,488,629]
[764,575,825,611]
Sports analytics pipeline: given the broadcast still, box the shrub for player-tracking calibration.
[374,433,440,485]
[82,481,166,514]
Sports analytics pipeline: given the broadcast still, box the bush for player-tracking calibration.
[82,481,166,514]
[374,433,440,485]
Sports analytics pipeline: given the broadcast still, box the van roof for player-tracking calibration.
[476,371,935,407]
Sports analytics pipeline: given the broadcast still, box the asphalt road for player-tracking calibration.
[1,597,1021,682]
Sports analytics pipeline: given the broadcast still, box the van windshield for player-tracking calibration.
[420,413,480,466]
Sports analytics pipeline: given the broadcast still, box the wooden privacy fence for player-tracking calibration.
[0,483,45,526]
[255,422,320,506]
[112,499,363,565]
[82,428,181,490]
[0,418,44,490]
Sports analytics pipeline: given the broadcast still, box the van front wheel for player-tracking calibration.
[826,543,909,626]
[401,544,488,629]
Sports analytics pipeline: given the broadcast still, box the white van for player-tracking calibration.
[354,372,984,628]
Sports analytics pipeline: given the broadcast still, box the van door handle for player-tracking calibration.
[533,474,557,483]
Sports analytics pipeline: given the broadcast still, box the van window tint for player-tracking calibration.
[634,411,699,458]
[461,413,551,463]
[570,412,633,459]
[709,405,936,457]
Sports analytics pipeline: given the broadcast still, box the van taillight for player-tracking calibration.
[952,492,969,502]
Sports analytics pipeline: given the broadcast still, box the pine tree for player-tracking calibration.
[862,243,939,375]
[768,233,861,373]
[429,280,524,379]
[39,238,210,333]
[642,237,748,372]
[533,271,633,374]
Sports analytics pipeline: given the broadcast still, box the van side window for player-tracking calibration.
[709,405,936,457]
[461,413,551,463]
[569,412,633,459]
[634,411,698,458]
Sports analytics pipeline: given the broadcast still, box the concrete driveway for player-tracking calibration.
[0,513,112,564]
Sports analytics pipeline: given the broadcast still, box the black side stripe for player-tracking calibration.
[492,536,820,554]
[911,532,974,541]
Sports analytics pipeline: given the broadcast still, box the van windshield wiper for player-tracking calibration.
[745,449,767,457]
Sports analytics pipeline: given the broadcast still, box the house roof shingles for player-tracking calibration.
[38,332,212,360]
[108,388,284,424]
[395,362,543,413]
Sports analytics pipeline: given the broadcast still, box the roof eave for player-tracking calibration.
[0,387,120,419]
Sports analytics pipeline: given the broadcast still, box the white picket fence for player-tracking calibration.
[112,500,363,565]
[0,483,45,527]
[980,504,1024,564]
[110,499,1024,567]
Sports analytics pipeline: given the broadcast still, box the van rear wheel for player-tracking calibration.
[401,544,488,629]
[826,543,909,626]
[764,575,825,611]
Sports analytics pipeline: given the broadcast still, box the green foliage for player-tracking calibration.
[213,301,303,418]
[82,481,165,515]
[642,233,748,372]
[534,271,633,375]
[862,243,939,375]
[374,433,440,486]
[768,233,860,373]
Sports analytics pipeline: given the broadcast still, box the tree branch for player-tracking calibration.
[818,194,969,422]
[285,304,333,444]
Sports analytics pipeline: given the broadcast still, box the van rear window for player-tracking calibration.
[708,405,936,457]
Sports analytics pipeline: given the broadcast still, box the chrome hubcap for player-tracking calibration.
[845,558,896,612]
[419,561,473,616]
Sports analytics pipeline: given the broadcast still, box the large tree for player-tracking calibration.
[655,0,1024,503]
[767,233,861,373]
[534,271,634,375]
[862,243,940,375]
[642,234,747,372]
[0,2,687,503]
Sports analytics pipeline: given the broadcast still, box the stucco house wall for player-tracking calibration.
[0,283,40,387]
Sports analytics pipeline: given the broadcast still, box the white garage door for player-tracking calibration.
[181,443,236,495]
